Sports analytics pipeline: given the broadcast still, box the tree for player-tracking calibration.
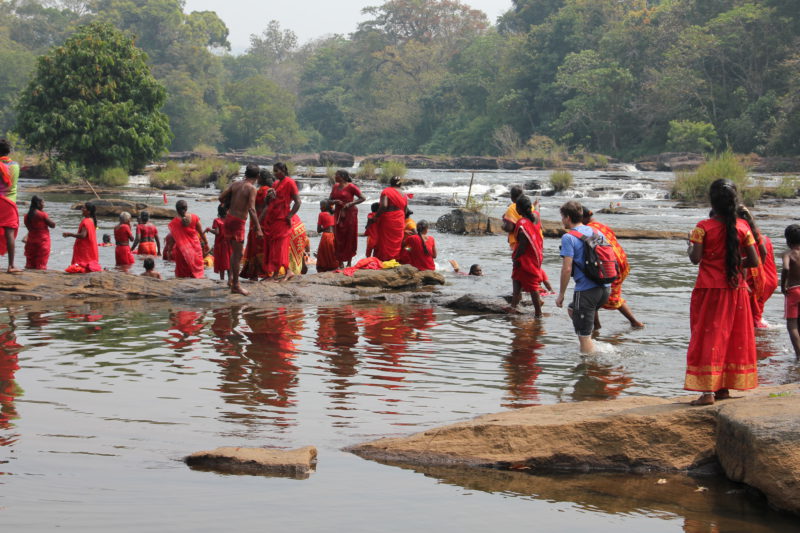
[15,21,171,176]
[666,120,719,153]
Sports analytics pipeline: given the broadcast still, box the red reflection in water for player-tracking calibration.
[0,317,22,448]
[27,311,50,329]
[502,318,544,408]
[210,307,242,359]
[66,309,104,334]
[165,310,204,350]
[356,305,436,390]
[317,305,359,379]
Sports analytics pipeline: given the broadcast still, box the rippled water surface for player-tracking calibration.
[4,169,799,531]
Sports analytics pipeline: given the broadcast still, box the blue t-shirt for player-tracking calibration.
[560,224,602,291]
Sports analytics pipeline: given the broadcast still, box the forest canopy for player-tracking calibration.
[2,0,799,159]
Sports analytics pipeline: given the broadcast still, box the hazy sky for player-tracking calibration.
[184,0,512,53]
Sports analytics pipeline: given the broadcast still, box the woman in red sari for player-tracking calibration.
[374,176,407,261]
[403,219,437,271]
[23,195,55,270]
[316,200,338,272]
[114,212,135,269]
[685,179,760,405]
[205,204,231,281]
[63,203,101,272]
[168,200,207,279]
[738,206,778,328]
[240,170,272,280]
[510,196,544,316]
[329,170,365,268]
[131,211,160,256]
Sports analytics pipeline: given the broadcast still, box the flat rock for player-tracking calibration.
[436,209,504,235]
[78,199,177,219]
[185,446,317,479]
[715,389,800,514]
[0,266,444,306]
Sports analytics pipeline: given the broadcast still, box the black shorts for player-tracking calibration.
[568,286,610,337]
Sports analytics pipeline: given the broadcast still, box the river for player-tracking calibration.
[2,168,798,531]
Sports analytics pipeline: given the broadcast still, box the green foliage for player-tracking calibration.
[464,192,491,216]
[148,158,237,189]
[15,22,171,179]
[667,120,719,153]
[378,161,408,184]
[774,176,799,199]
[550,170,573,192]
[356,161,377,179]
[671,150,756,202]
[97,167,129,187]
[46,159,84,184]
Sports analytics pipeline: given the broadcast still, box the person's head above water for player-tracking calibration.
[468,264,483,276]
[143,257,155,271]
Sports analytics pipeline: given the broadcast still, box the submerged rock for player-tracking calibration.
[185,446,317,479]
[76,199,177,219]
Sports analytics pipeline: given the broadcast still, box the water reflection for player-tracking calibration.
[165,310,204,351]
[502,317,544,408]
[0,313,22,448]
[571,358,633,401]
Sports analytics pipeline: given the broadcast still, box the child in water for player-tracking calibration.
[141,257,162,279]
[781,224,800,359]
[99,234,113,247]
[449,260,483,276]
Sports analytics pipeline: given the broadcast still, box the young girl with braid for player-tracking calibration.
[403,219,437,271]
[685,179,760,405]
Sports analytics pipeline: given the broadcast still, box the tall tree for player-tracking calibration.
[15,22,171,176]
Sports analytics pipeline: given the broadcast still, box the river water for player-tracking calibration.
[2,169,799,531]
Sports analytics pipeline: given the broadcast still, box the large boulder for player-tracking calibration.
[452,157,498,170]
[436,208,504,235]
[185,446,317,479]
[81,199,176,219]
[319,151,355,167]
[715,392,800,514]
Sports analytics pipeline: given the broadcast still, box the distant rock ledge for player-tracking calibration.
[348,385,800,515]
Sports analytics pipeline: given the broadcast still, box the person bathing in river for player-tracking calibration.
[374,176,407,261]
[781,224,800,360]
[364,202,380,258]
[449,260,483,276]
[168,200,207,279]
[316,200,338,272]
[205,204,231,282]
[509,196,545,316]
[218,164,263,294]
[555,200,610,353]
[64,203,102,273]
[581,208,644,329]
[685,179,760,405]
[132,211,160,256]
[738,206,777,328]
[141,257,162,279]
[329,169,365,268]
[23,195,55,270]
[403,220,437,271]
[114,212,136,270]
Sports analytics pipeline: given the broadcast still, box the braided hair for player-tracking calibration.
[709,179,742,287]
[515,195,536,224]
[417,220,431,256]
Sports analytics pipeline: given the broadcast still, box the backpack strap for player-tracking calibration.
[568,229,588,241]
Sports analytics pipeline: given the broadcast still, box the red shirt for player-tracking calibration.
[317,212,335,229]
[690,218,755,288]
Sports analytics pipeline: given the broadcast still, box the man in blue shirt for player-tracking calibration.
[555,200,610,353]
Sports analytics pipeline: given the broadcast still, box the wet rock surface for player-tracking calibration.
[436,209,504,235]
[0,266,445,306]
[79,199,177,219]
[348,385,800,515]
[185,446,317,479]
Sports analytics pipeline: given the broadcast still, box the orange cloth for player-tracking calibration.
[588,220,629,310]
[747,235,778,325]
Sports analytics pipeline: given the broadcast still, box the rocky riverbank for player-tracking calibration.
[348,384,800,515]
[0,266,445,307]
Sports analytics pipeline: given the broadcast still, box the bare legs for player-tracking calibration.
[4,227,21,273]
[228,239,248,295]
[787,318,800,360]
[510,280,543,317]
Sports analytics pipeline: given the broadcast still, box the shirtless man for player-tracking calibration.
[218,164,263,295]
[781,224,800,359]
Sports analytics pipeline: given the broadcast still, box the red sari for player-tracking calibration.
[588,220,630,309]
[512,217,545,292]
[114,224,135,266]
[241,185,270,279]
[404,234,436,271]
[375,187,407,261]
[330,182,362,263]
[747,235,778,326]
[168,214,204,278]
[685,218,757,392]
[212,217,231,274]
[23,210,51,269]
[136,223,159,256]
[266,177,299,274]
[70,218,101,272]
[316,212,338,272]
